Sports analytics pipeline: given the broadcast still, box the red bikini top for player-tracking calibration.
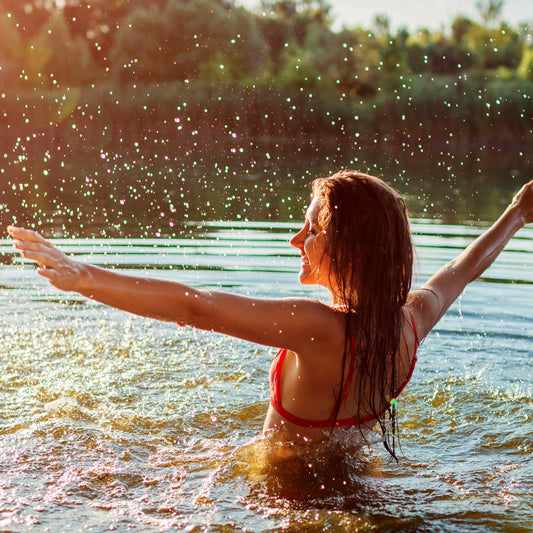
[269,313,418,428]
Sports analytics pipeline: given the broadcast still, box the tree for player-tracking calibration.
[0,13,24,85]
[466,21,523,70]
[278,22,355,93]
[0,0,51,36]
[258,0,331,45]
[428,38,476,73]
[343,27,383,95]
[406,29,477,74]
[62,0,132,71]
[372,13,391,39]
[406,29,432,73]
[198,5,269,82]
[32,12,98,87]
[255,15,292,74]
[260,0,331,24]
[111,0,268,83]
[517,46,533,80]
[380,37,409,83]
[476,0,504,28]
[451,16,473,45]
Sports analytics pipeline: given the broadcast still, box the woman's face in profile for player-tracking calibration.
[290,196,332,289]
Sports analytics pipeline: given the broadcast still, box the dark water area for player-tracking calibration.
[1,129,532,237]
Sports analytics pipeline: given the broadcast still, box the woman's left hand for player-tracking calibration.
[7,226,85,292]
[511,179,533,225]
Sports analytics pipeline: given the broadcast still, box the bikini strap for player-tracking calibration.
[407,310,419,353]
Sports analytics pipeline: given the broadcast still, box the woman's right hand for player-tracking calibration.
[511,179,533,225]
[7,226,86,292]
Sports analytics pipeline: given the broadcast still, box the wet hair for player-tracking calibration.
[311,170,413,459]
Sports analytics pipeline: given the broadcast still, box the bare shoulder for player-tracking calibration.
[275,296,347,356]
[404,288,442,342]
[281,297,346,346]
[201,292,344,353]
[401,302,422,353]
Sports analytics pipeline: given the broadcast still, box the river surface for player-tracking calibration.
[0,220,532,532]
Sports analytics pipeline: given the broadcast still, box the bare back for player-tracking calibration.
[264,307,419,443]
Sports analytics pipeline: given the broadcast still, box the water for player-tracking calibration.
[0,220,532,532]
[3,136,532,237]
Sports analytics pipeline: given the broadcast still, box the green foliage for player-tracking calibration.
[62,0,132,70]
[111,0,267,83]
[2,0,533,149]
[406,29,479,74]
[476,0,504,27]
[451,16,473,44]
[465,22,523,70]
[277,22,365,94]
[2,0,531,94]
[518,46,533,80]
[256,0,332,76]
[34,12,98,87]
[380,37,409,88]
[341,28,382,96]
[0,13,24,84]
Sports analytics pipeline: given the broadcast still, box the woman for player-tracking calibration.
[8,170,533,459]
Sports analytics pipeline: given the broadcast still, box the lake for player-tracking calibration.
[0,215,532,532]
[1,131,533,531]
[2,136,532,236]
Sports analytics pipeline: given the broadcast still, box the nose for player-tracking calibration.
[290,226,306,249]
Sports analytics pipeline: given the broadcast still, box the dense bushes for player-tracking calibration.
[1,0,532,148]
[1,0,531,92]
[2,76,532,151]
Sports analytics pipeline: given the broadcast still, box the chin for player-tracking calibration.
[298,273,315,285]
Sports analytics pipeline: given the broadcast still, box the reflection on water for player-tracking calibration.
[2,139,532,238]
[234,432,375,505]
[0,221,532,532]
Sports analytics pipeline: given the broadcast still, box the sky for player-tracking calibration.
[238,0,533,31]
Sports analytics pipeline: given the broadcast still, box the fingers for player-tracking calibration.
[512,181,533,225]
[12,239,56,255]
[19,248,60,269]
[8,226,57,259]
[7,225,64,269]
[12,237,59,263]
[7,225,80,291]
[7,226,51,245]
[36,266,58,283]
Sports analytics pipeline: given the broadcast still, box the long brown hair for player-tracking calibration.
[312,170,413,458]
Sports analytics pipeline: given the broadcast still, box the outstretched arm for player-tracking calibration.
[407,180,533,341]
[7,226,341,352]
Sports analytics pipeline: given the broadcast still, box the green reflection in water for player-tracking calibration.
[2,135,531,237]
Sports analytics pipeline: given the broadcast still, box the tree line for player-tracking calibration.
[1,0,533,146]
[1,0,532,91]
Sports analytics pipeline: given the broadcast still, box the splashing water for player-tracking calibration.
[0,220,532,531]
